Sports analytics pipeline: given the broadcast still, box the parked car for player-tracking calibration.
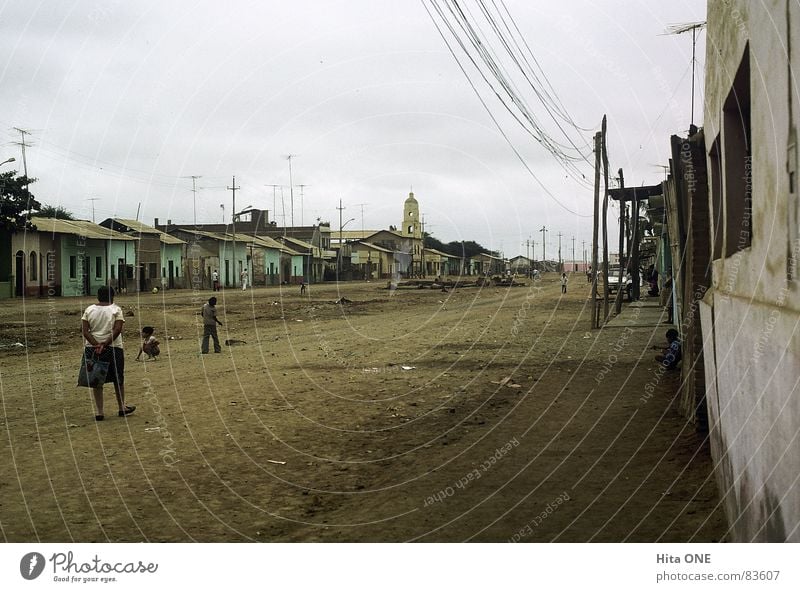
[606,267,632,297]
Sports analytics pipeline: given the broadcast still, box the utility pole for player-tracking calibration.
[601,115,610,322]
[355,203,368,233]
[228,176,240,287]
[571,236,576,272]
[12,127,30,179]
[285,154,297,228]
[13,127,31,203]
[591,129,602,330]
[615,168,627,314]
[582,240,586,267]
[557,231,563,272]
[298,184,310,227]
[266,184,281,226]
[86,198,100,223]
[184,175,201,226]
[336,198,345,280]
[540,226,547,270]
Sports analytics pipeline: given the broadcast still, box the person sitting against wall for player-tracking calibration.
[653,328,682,370]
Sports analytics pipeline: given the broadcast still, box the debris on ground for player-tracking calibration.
[491,376,522,388]
[335,297,352,304]
[224,339,247,345]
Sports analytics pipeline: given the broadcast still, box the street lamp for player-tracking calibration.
[0,157,15,167]
[338,217,356,281]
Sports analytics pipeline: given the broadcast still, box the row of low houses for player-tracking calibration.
[3,216,187,297]
[610,0,799,542]
[1,215,314,297]
[0,195,511,297]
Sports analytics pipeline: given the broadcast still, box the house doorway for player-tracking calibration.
[83,256,91,296]
[14,251,24,296]
[117,258,127,293]
[138,264,146,292]
[168,261,174,289]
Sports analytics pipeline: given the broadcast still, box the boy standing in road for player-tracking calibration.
[201,297,223,354]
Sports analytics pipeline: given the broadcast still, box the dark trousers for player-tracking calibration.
[202,325,221,353]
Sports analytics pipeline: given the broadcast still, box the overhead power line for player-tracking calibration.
[422,0,593,216]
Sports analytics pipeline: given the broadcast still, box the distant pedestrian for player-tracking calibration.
[300,281,307,295]
[80,286,135,421]
[587,266,592,283]
[561,272,568,294]
[201,297,223,354]
[211,270,219,292]
[240,269,248,290]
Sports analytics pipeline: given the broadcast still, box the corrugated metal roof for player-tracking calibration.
[106,218,186,245]
[423,248,457,258]
[159,233,185,245]
[31,217,136,241]
[182,229,302,255]
[108,218,158,234]
[332,229,379,241]
[356,241,395,254]
[279,236,314,251]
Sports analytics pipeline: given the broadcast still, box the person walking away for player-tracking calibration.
[80,286,135,421]
[300,281,307,296]
[201,296,223,353]
[561,272,568,294]
[241,269,248,291]
[136,326,160,361]
[211,270,219,292]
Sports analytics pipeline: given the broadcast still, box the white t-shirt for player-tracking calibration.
[81,303,125,348]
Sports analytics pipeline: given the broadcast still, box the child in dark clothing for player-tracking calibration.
[136,326,160,361]
[654,328,681,369]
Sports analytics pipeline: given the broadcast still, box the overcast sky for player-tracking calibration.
[0,0,705,259]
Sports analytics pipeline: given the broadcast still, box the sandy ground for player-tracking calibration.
[0,275,726,542]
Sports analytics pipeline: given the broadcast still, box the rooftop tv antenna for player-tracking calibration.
[664,21,707,128]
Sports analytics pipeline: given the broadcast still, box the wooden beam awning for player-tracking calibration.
[608,184,663,202]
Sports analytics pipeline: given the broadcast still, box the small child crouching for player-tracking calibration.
[136,326,160,361]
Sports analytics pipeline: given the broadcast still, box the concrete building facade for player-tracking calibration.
[700,0,800,541]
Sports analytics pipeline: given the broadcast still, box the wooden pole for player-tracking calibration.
[591,130,601,329]
[631,191,641,300]
[614,168,626,314]
[601,115,610,323]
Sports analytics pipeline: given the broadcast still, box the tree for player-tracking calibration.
[423,232,448,252]
[423,233,497,259]
[38,204,75,220]
[446,240,496,259]
[0,172,40,232]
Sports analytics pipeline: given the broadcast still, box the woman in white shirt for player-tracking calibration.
[81,286,135,421]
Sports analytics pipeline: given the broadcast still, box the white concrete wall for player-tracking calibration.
[702,0,800,541]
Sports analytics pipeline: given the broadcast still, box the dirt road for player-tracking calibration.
[0,275,726,541]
